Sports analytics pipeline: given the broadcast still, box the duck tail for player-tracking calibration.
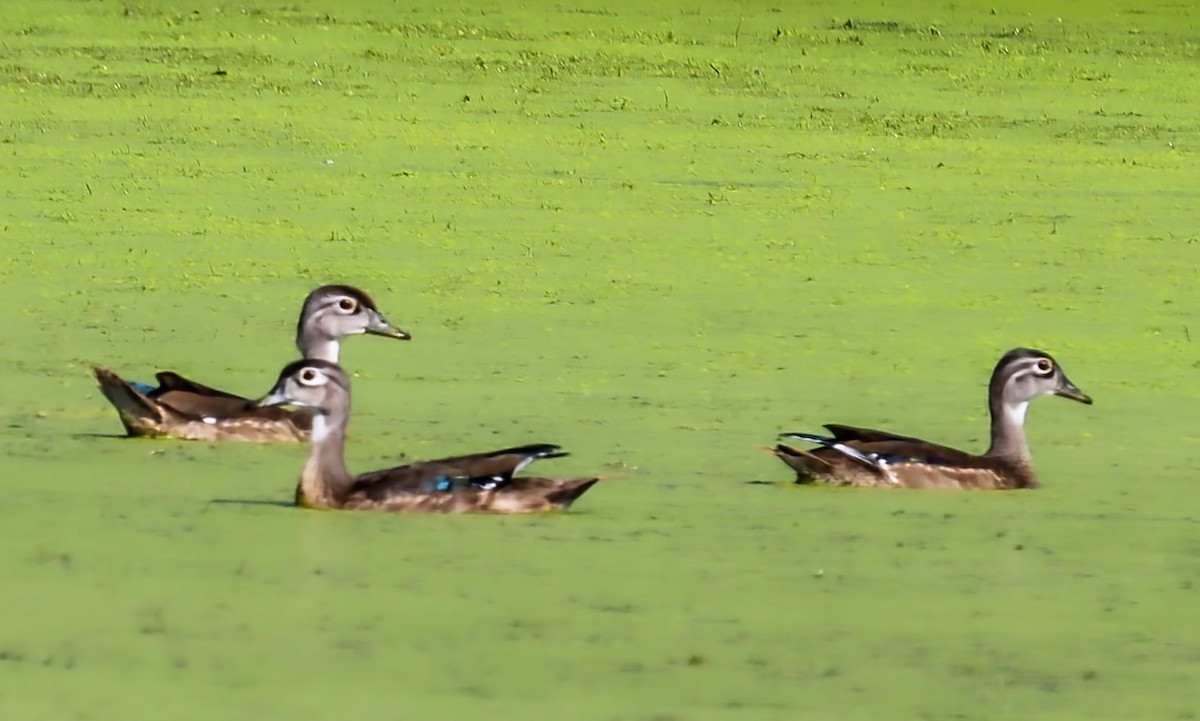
[501,444,568,476]
[547,477,601,509]
[91,365,170,437]
[770,443,832,484]
[488,443,568,461]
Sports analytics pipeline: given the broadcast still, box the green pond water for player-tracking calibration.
[3,0,1200,718]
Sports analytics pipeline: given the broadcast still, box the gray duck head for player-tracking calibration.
[257,359,351,420]
[296,285,410,362]
[985,347,1091,458]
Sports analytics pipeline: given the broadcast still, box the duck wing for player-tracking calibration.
[150,371,250,401]
[144,371,263,419]
[822,423,925,444]
[351,443,568,494]
[346,444,599,512]
[815,437,979,469]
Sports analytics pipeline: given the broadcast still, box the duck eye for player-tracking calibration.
[1035,359,1053,375]
[337,298,357,312]
[299,368,319,384]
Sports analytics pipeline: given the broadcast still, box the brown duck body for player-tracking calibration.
[772,424,1037,490]
[260,360,601,515]
[771,348,1092,491]
[296,443,600,513]
[93,366,311,442]
[91,285,408,442]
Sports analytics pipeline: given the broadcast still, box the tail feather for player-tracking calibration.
[778,433,882,472]
[780,432,836,445]
[506,443,569,478]
[771,443,833,484]
[486,443,566,460]
[546,477,600,509]
[92,365,173,437]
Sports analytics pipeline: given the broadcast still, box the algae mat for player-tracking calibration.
[2,0,1200,718]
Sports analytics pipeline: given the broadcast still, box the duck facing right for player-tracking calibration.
[771,348,1093,490]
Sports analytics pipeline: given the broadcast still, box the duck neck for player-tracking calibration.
[297,335,341,363]
[297,409,354,508]
[985,395,1031,461]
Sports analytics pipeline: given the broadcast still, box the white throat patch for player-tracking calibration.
[306,340,341,363]
[311,414,331,443]
[1003,400,1029,427]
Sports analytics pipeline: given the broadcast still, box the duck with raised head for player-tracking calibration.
[92,285,410,442]
[771,348,1093,490]
[256,359,600,513]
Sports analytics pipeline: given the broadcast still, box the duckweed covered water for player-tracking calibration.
[3,1,1200,718]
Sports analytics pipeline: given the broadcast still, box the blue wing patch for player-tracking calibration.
[426,474,508,493]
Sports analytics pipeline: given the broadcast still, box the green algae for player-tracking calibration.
[2,1,1200,719]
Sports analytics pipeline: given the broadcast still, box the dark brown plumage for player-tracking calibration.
[772,348,1093,490]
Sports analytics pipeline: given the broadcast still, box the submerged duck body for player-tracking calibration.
[772,348,1092,490]
[92,285,409,442]
[259,360,600,514]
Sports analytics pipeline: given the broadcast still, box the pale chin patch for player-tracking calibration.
[1004,400,1029,427]
[310,414,331,443]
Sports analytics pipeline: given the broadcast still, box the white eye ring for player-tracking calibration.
[1035,359,1053,375]
[337,297,357,312]
[298,368,321,385]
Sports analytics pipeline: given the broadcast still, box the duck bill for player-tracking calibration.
[365,310,411,340]
[1054,378,1093,405]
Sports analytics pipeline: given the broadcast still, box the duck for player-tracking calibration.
[255,359,600,513]
[92,285,410,442]
[771,348,1092,490]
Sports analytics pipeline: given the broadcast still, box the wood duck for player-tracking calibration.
[92,285,410,442]
[256,359,600,513]
[771,348,1092,490]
